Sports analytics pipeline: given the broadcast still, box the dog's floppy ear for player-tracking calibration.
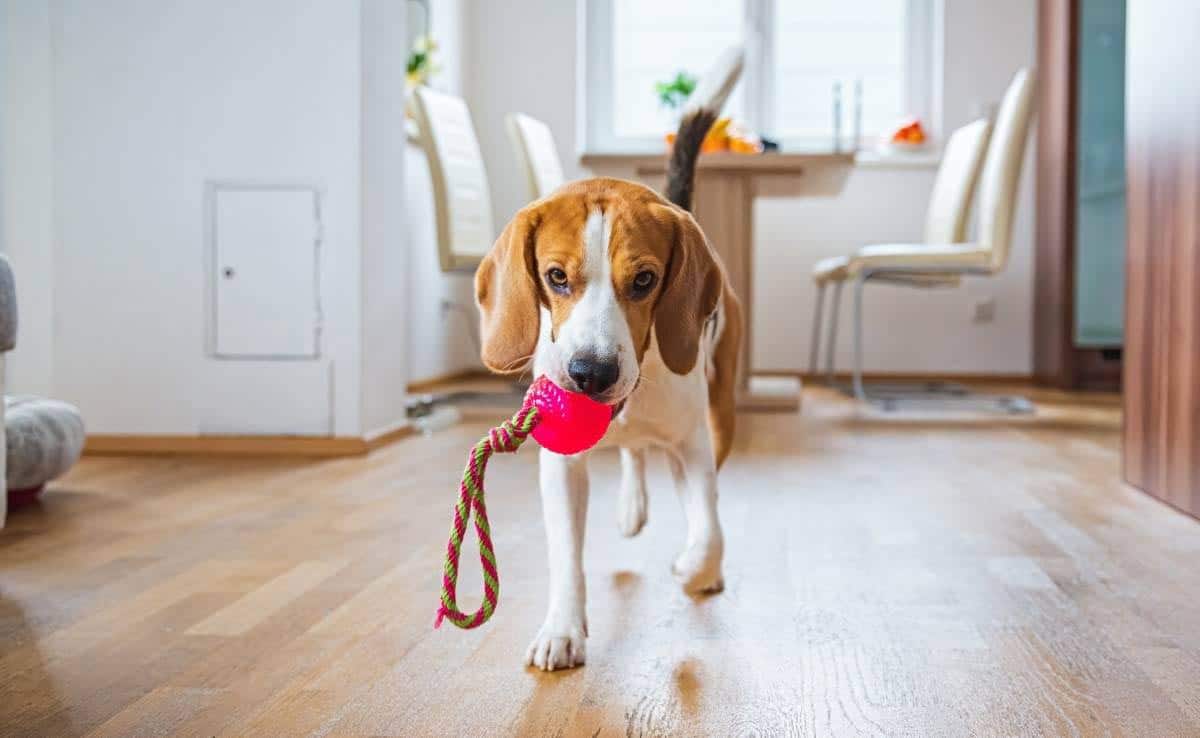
[475,206,541,374]
[653,205,722,375]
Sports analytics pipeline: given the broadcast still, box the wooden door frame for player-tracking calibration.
[1034,0,1123,391]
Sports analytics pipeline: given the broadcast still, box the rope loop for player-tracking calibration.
[434,404,540,629]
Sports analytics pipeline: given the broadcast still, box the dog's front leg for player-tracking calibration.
[526,448,589,671]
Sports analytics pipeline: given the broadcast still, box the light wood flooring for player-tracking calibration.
[2,387,1200,737]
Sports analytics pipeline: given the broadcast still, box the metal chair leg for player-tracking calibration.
[841,267,1032,414]
[824,280,843,385]
[852,272,869,403]
[809,283,826,377]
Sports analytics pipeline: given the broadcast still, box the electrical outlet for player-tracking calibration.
[972,298,996,324]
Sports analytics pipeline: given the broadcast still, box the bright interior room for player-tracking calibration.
[2,0,1199,735]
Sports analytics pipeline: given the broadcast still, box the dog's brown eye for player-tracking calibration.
[632,270,657,294]
[546,268,569,291]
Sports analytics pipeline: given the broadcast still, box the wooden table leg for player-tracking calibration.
[692,173,800,412]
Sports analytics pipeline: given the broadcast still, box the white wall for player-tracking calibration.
[467,0,583,224]
[405,145,479,382]
[361,0,411,434]
[1,0,411,437]
[0,0,55,396]
[463,0,1038,375]
[48,0,362,435]
[404,0,484,384]
[431,0,468,96]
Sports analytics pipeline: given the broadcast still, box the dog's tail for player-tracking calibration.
[664,108,718,213]
[664,46,744,212]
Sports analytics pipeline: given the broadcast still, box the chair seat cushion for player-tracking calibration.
[6,396,86,492]
[871,272,962,288]
[812,243,989,286]
[812,256,851,284]
[854,243,992,271]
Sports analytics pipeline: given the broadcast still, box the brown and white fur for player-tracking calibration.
[474,108,741,671]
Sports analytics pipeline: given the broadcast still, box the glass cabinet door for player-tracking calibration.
[1073,0,1126,347]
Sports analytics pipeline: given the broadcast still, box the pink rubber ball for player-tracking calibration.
[525,376,614,455]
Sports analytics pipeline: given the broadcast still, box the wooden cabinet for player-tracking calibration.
[1123,0,1200,517]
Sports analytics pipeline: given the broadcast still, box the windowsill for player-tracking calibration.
[580,150,856,174]
[853,149,941,169]
[578,149,940,170]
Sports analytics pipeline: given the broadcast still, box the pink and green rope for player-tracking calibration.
[434,404,541,630]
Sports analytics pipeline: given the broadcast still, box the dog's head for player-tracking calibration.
[474,178,722,405]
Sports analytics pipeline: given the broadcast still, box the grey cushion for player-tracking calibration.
[6,396,85,491]
[0,256,16,352]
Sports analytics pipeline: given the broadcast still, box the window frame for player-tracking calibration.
[578,0,938,155]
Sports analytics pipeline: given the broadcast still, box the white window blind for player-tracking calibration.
[773,0,907,141]
[582,0,934,153]
[612,0,745,139]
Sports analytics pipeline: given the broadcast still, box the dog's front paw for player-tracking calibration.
[672,537,725,595]
[525,617,587,671]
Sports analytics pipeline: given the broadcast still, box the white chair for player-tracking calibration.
[507,113,565,202]
[687,45,745,116]
[409,86,495,272]
[407,86,525,415]
[810,117,992,379]
[811,68,1037,410]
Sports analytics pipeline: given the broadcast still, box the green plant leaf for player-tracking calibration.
[654,71,697,110]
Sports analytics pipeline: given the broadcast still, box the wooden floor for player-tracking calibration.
[3,387,1200,737]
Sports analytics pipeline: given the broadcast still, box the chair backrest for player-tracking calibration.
[506,113,565,202]
[976,68,1037,272]
[922,118,992,244]
[685,45,744,114]
[410,86,495,272]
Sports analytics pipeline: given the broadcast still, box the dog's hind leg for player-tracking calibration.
[616,447,648,537]
[667,429,725,595]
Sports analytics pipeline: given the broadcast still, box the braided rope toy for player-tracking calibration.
[435,376,613,630]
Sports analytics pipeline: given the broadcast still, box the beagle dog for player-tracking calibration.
[475,108,742,671]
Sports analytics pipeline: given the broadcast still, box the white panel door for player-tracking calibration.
[213,187,320,358]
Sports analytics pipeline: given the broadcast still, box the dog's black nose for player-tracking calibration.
[567,355,619,396]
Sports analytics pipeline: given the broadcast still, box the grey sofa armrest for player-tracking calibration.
[0,255,9,527]
[0,255,16,352]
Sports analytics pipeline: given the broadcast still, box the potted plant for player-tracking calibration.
[655,70,762,154]
[407,35,441,92]
[655,71,698,111]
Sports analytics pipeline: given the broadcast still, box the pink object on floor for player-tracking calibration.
[524,376,614,455]
[7,485,45,510]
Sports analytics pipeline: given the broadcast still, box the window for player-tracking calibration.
[611,0,746,139]
[581,0,935,153]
